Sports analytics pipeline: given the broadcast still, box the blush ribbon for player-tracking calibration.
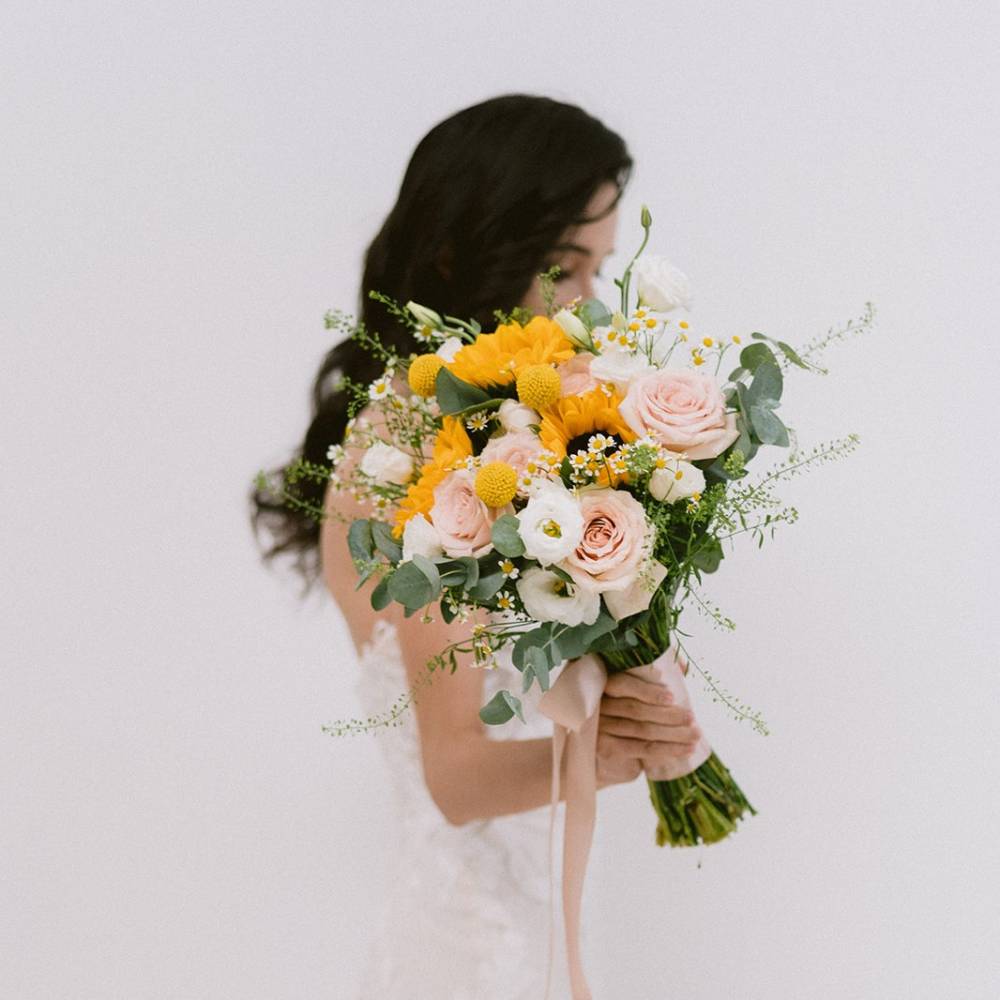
[536,646,711,1000]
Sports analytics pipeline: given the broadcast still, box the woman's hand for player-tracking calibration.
[596,671,702,788]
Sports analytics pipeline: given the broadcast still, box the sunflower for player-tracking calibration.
[538,388,636,459]
[393,416,473,535]
[447,316,576,389]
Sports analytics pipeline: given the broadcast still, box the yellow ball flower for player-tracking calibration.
[516,364,561,409]
[475,461,518,508]
[408,354,445,397]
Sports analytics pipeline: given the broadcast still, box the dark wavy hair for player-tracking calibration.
[250,94,632,591]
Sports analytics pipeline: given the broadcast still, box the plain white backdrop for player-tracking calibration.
[3,3,999,998]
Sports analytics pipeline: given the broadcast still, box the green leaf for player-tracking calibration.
[747,360,783,407]
[577,298,612,331]
[435,367,491,414]
[370,576,392,611]
[469,571,505,602]
[512,624,551,670]
[525,645,552,692]
[739,342,778,373]
[455,556,479,589]
[691,539,724,573]
[387,560,436,609]
[479,689,524,725]
[411,553,442,596]
[491,514,525,557]
[749,405,790,446]
[554,609,618,659]
[347,519,374,563]
[751,331,811,370]
[727,366,749,382]
[370,520,403,563]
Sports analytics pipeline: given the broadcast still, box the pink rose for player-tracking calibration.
[562,488,651,594]
[556,353,600,396]
[429,469,503,557]
[619,370,739,460]
[479,429,543,480]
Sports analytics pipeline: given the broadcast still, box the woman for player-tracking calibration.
[252,94,703,998]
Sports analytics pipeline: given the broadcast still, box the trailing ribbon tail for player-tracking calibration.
[537,653,607,1000]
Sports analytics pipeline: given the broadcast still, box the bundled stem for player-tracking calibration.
[600,587,756,847]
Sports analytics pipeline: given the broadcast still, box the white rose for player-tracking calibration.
[590,351,655,393]
[360,442,414,485]
[435,336,464,363]
[553,308,591,348]
[649,456,706,502]
[497,399,540,433]
[633,256,693,313]
[516,482,584,565]
[604,560,668,620]
[516,567,601,627]
[401,514,444,562]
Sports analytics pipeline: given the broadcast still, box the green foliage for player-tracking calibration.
[479,689,525,725]
[493,305,534,326]
[538,264,562,317]
[577,298,613,331]
[491,514,525,557]
[434,367,492,414]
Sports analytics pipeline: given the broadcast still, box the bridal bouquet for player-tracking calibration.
[283,206,871,847]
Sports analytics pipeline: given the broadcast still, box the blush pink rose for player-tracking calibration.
[561,488,651,593]
[429,469,504,557]
[556,353,600,396]
[479,429,543,479]
[619,370,739,460]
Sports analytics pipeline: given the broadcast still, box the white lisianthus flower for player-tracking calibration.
[497,398,540,433]
[516,482,584,565]
[435,336,464,363]
[360,442,414,485]
[649,455,706,502]
[604,560,668,620]
[401,514,444,562]
[590,351,655,393]
[633,256,693,313]
[553,308,592,348]
[516,567,601,627]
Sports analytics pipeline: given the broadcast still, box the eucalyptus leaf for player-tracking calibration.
[525,645,552,692]
[749,405,789,446]
[479,689,524,725]
[751,331,811,370]
[691,540,724,573]
[491,514,526,557]
[434,367,491,415]
[411,553,442,596]
[739,342,778,373]
[747,360,783,407]
[347,519,374,563]
[370,576,392,611]
[370,520,403,563]
[387,560,436,609]
[469,571,505,602]
[577,298,613,331]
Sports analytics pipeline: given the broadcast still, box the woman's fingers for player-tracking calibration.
[604,671,673,703]
[598,715,701,745]
[597,732,650,761]
[597,731,699,762]
[600,695,692,727]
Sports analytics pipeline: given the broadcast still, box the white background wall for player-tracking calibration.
[4,3,998,998]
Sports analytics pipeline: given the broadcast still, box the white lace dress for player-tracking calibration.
[352,620,573,999]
